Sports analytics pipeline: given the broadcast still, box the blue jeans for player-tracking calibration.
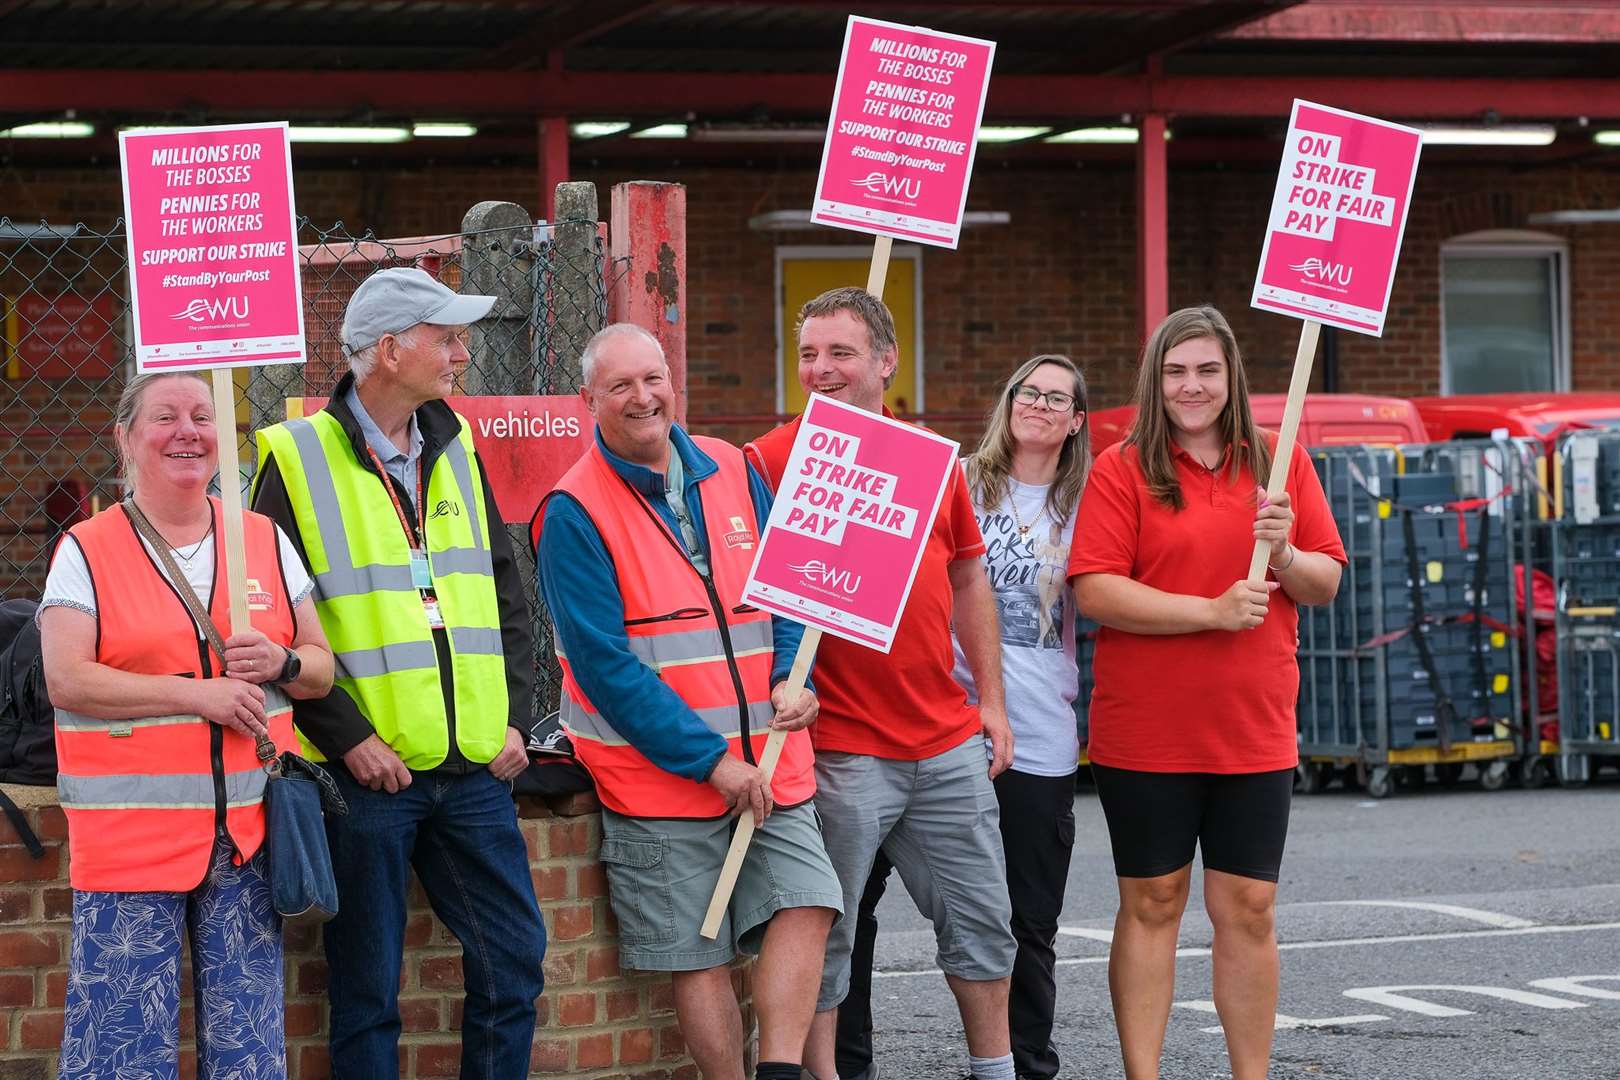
[324,766,546,1079]
[61,839,283,1080]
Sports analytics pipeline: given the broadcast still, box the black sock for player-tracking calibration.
[755,1062,803,1080]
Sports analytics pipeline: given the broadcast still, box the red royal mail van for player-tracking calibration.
[1412,393,1620,450]
[1088,393,1428,454]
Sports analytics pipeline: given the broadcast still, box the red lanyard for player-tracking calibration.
[366,446,424,549]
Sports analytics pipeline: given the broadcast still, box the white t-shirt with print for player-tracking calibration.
[951,475,1080,776]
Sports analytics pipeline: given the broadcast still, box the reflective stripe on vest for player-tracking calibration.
[55,501,297,891]
[59,764,272,809]
[542,436,817,818]
[256,411,508,769]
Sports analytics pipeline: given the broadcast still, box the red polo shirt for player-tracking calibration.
[746,412,986,760]
[1068,436,1345,773]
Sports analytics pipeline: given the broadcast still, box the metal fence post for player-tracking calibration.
[461,200,535,396]
[609,181,687,422]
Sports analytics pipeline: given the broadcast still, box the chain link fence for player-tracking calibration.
[0,214,606,720]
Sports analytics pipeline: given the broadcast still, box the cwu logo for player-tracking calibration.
[785,559,862,596]
[1287,258,1353,287]
[849,171,922,200]
[171,295,250,322]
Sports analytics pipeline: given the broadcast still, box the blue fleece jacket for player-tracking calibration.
[537,425,808,782]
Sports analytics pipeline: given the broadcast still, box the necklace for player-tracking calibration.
[171,516,214,562]
[1009,489,1046,537]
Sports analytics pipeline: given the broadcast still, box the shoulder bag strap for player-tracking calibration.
[123,497,278,767]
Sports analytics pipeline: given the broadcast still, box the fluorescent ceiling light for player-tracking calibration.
[288,126,410,143]
[413,123,477,138]
[1594,131,1620,146]
[0,122,95,138]
[571,121,630,138]
[0,222,86,240]
[748,209,1009,231]
[977,126,1051,143]
[690,126,826,143]
[1528,208,1620,224]
[1045,127,1141,144]
[1418,124,1556,146]
[629,124,688,139]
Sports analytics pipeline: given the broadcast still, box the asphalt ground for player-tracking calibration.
[860,773,1620,1079]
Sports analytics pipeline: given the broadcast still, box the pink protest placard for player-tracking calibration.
[119,122,305,372]
[743,394,959,652]
[1251,100,1423,337]
[811,15,995,250]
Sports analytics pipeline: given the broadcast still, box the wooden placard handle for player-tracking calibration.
[1246,319,1321,583]
[700,627,821,939]
[211,368,251,634]
[866,235,892,300]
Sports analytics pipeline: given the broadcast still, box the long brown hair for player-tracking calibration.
[1124,306,1271,511]
[965,354,1091,524]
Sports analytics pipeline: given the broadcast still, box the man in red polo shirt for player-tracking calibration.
[746,287,1018,1080]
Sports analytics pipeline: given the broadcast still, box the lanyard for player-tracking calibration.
[366,445,424,549]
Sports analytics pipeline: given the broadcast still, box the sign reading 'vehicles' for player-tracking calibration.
[1251,100,1423,336]
[119,121,305,372]
[744,394,958,652]
[811,15,995,249]
[296,395,592,525]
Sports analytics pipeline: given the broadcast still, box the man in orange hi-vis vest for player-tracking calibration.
[534,323,844,1080]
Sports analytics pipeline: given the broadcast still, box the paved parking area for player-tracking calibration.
[862,781,1620,1078]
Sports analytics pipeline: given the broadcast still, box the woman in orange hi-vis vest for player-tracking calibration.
[38,371,334,1078]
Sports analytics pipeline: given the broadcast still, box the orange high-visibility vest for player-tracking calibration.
[538,438,816,818]
[54,499,296,891]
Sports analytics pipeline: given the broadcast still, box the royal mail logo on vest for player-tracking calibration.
[244,578,275,611]
[723,515,756,551]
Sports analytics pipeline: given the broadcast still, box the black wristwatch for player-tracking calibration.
[273,646,302,686]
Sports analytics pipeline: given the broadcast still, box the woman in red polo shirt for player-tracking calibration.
[1069,306,1344,1080]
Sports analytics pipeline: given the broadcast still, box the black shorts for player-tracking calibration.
[1091,764,1293,882]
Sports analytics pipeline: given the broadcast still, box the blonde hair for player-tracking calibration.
[113,371,212,486]
[1124,305,1271,511]
[965,354,1091,525]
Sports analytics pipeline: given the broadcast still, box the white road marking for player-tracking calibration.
[1174,999,1388,1033]
[1527,975,1620,1001]
[1055,927,1114,943]
[1300,899,1537,929]
[1341,985,1590,1018]
[872,920,1620,980]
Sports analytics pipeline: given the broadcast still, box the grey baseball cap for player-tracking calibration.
[340,267,496,356]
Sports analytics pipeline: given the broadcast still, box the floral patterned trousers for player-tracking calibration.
[60,837,285,1080]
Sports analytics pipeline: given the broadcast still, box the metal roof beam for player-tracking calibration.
[1225,3,1620,44]
[478,0,677,70]
[5,71,1620,121]
[1073,1,1304,73]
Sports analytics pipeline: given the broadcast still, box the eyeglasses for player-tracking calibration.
[1011,384,1077,412]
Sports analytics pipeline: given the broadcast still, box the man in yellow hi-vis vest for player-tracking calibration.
[253,267,545,1078]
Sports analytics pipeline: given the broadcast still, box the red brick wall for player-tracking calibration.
[7,161,1619,420]
[3,160,1619,500]
[0,790,729,1079]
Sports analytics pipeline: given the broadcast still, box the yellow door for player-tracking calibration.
[779,252,921,415]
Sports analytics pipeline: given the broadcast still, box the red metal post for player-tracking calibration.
[538,116,570,220]
[1136,112,1169,348]
[609,182,687,424]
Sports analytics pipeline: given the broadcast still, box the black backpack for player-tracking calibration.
[0,598,54,857]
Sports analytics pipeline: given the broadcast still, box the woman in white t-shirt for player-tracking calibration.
[38,371,333,1077]
[952,353,1090,1080]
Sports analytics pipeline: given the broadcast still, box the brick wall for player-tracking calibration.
[4,157,1620,523]
[7,159,1620,427]
[0,787,732,1079]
